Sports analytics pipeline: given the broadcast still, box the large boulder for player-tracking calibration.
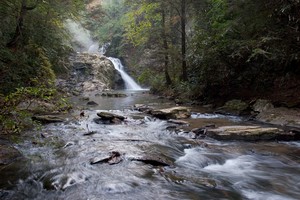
[255,107,300,129]
[252,99,274,113]
[216,99,249,115]
[251,99,300,129]
[150,107,191,119]
[206,125,298,141]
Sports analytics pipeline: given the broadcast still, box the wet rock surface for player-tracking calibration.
[216,98,300,131]
[87,101,98,106]
[168,119,189,126]
[97,112,125,121]
[131,156,171,167]
[133,104,153,113]
[206,125,298,141]
[216,99,249,115]
[2,91,300,199]
[56,53,122,95]
[90,151,123,165]
[150,106,191,119]
[32,114,65,124]
[255,106,300,129]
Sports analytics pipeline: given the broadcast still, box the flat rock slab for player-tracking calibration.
[150,106,191,119]
[97,112,125,121]
[168,119,189,126]
[90,151,122,165]
[206,125,298,141]
[32,115,65,123]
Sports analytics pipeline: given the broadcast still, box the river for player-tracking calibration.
[1,90,299,200]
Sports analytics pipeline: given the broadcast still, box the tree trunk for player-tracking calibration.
[162,8,172,86]
[6,0,39,48]
[180,0,188,81]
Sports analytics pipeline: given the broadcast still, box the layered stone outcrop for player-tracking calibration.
[56,53,124,95]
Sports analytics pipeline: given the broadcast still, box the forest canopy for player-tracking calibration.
[1,0,300,103]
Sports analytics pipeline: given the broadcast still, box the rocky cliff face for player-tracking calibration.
[56,53,124,95]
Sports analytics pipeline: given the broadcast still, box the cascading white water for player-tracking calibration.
[108,57,143,90]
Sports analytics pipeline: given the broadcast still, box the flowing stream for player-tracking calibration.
[0,90,299,200]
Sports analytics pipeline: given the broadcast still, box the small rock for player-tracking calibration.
[168,119,189,126]
[87,101,98,106]
[90,151,122,165]
[131,156,171,167]
[80,111,85,117]
[82,97,90,101]
[191,128,206,135]
[166,125,179,132]
[83,131,97,136]
[134,104,152,113]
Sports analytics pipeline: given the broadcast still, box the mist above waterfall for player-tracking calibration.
[65,20,143,90]
[65,20,99,53]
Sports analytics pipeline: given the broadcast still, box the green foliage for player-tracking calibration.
[0,43,56,94]
[150,74,168,94]
[0,0,82,135]
[137,68,152,85]
[186,0,300,100]
[124,2,161,46]
[83,0,127,57]
[0,86,62,134]
[0,0,85,94]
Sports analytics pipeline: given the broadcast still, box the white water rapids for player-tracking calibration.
[1,91,300,200]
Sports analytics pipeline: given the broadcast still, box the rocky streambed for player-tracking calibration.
[1,52,300,199]
[1,90,300,200]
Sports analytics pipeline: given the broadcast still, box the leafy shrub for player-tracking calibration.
[0,86,70,134]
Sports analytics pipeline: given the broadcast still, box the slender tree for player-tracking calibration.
[6,0,40,48]
[161,6,172,86]
[180,0,188,81]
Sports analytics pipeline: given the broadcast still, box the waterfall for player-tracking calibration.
[108,57,143,90]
